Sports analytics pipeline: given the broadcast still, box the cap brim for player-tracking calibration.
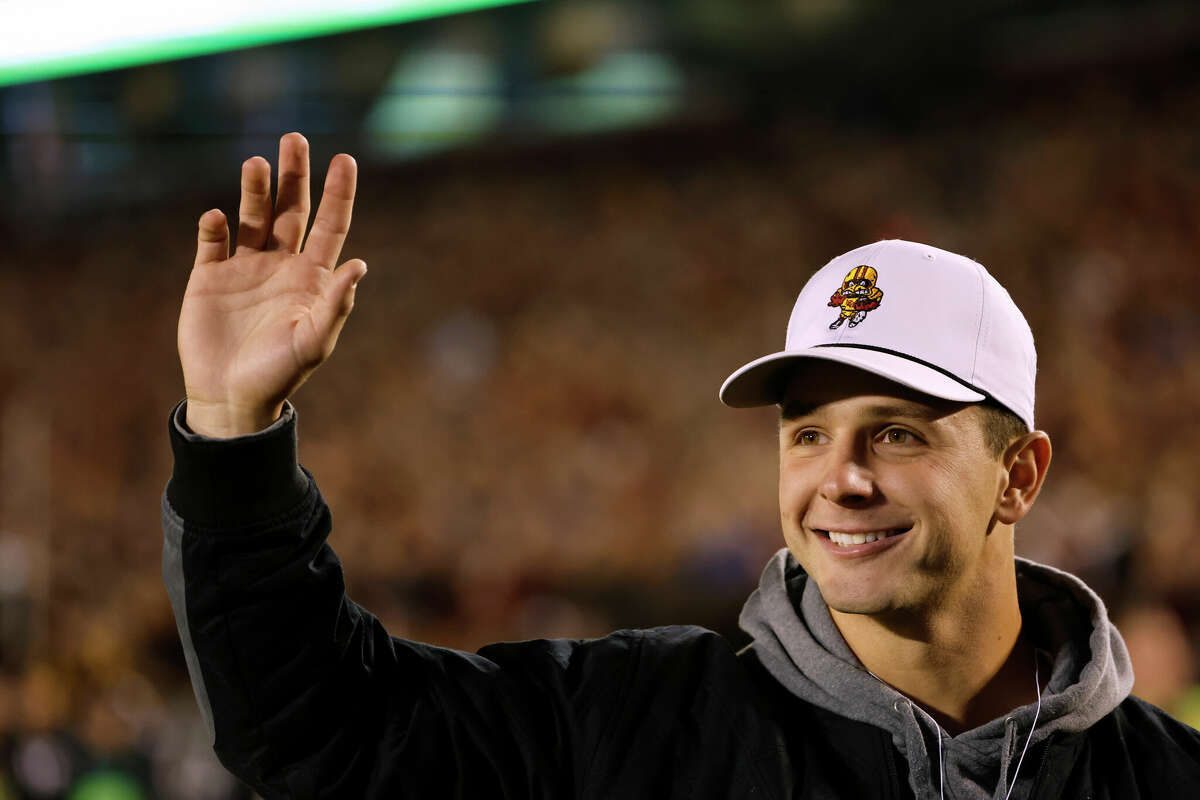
[719,348,987,408]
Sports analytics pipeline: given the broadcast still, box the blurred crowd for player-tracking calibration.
[2,71,1200,796]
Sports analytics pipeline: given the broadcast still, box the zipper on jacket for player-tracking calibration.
[1026,737,1054,799]
[879,728,904,799]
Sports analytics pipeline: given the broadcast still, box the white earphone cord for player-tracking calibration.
[925,651,1041,800]
[872,650,1041,800]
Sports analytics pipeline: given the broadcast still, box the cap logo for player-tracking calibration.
[827,265,883,330]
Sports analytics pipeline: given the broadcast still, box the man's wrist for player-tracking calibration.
[184,399,284,439]
[167,400,309,527]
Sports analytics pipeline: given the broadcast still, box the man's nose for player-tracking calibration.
[818,442,877,505]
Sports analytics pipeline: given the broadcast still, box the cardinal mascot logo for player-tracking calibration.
[828,265,883,329]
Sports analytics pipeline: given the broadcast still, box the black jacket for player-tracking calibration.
[162,405,1200,798]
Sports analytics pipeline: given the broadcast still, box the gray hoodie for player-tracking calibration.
[739,549,1134,800]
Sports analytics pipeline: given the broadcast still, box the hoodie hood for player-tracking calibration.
[738,549,1134,800]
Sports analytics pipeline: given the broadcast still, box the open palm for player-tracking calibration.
[178,133,367,437]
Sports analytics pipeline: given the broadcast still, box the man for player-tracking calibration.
[164,134,1200,798]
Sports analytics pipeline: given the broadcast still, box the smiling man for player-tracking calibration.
[721,240,1200,797]
[163,138,1200,799]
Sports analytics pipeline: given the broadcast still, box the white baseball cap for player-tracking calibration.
[719,239,1036,430]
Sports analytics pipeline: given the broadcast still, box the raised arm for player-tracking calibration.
[178,132,366,437]
[164,135,777,799]
[165,136,592,797]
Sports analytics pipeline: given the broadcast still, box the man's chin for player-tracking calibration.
[824,596,896,616]
[812,577,903,617]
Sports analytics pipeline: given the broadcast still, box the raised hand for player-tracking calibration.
[178,132,367,438]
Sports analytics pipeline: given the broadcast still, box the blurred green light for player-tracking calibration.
[365,50,505,158]
[532,52,684,134]
[67,770,143,800]
[0,0,536,88]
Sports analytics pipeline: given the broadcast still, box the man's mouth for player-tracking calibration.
[815,528,911,547]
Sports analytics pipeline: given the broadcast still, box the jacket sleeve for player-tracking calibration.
[161,402,632,799]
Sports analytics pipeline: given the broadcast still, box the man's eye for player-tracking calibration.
[796,430,828,446]
[879,428,914,445]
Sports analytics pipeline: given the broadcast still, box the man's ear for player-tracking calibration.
[995,431,1052,525]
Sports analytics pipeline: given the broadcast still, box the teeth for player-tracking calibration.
[826,529,902,547]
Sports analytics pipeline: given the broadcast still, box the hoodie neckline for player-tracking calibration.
[738,549,1133,799]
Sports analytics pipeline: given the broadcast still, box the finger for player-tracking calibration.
[235,156,272,254]
[195,209,229,265]
[309,259,368,357]
[270,132,311,254]
[303,154,357,269]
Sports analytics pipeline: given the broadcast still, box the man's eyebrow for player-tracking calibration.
[864,403,944,421]
[779,402,819,422]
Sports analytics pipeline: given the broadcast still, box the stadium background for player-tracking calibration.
[2,0,1200,796]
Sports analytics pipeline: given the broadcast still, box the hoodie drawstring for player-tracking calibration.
[881,649,1043,800]
[908,701,945,800]
[890,692,945,799]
